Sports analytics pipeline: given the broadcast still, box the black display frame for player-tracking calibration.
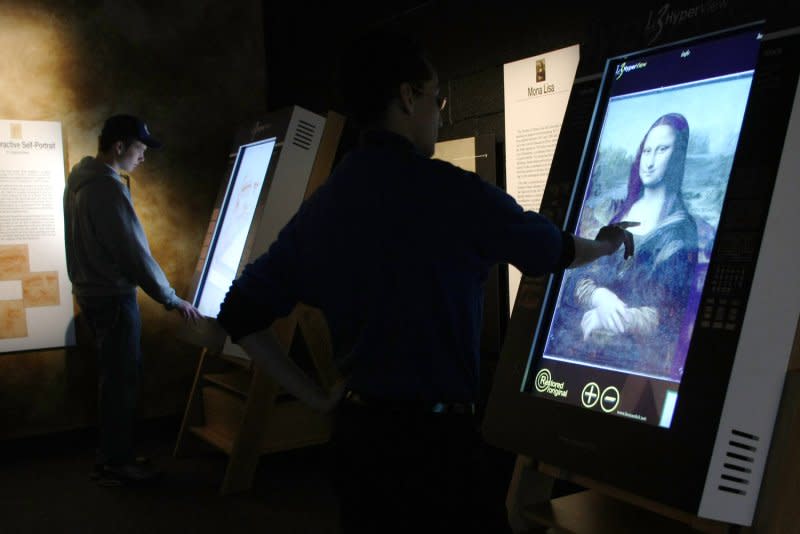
[481,22,800,515]
[186,109,297,319]
[524,26,767,425]
[193,137,278,317]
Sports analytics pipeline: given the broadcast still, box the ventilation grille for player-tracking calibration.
[291,120,316,150]
[718,428,760,496]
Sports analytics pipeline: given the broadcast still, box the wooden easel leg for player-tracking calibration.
[174,347,209,457]
[219,366,280,495]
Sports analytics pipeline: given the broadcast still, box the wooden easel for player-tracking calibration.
[506,322,800,533]
[174,110,346,495]
[174,304,340,495]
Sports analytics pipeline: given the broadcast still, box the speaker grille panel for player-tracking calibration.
[717,428,760,496]
[292,120,317,150]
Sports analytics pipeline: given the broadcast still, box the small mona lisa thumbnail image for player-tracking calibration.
[536,59,546,82]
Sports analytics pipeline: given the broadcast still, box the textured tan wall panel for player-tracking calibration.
[0,300,28,339]
[0,0,266,439]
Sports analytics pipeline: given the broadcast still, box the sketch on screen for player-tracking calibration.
[196,139,276,317]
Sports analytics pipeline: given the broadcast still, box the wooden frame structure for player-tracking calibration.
[174,303,340,495]
[174,109,345,495]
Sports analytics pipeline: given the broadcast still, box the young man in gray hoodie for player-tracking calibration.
[64,115,200,484]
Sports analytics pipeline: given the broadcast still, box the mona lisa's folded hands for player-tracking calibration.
[590,287,629,334]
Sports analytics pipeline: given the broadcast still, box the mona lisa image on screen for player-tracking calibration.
[542,71,754,384]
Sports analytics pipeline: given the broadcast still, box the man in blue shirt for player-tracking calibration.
[217,32,633,533]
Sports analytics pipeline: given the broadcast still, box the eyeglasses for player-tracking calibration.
[412,86,448,112]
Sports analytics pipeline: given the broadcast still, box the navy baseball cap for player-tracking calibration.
[101,114,162,149]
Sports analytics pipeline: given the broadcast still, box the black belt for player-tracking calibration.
[343,390,476,416]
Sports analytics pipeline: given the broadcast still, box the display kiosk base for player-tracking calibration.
[508,368,800,533]
[518,465,732,534]
[526,490,725,534]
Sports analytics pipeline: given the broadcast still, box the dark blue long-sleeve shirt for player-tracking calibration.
[218,130,572,403]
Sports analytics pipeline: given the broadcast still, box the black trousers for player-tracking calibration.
[77,293,142,466]
[329,400,510,534]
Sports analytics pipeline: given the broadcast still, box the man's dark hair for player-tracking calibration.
[98,134,135,153]
[336,30,435,127]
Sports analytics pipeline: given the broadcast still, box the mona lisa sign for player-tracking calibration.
[503,44,580,314]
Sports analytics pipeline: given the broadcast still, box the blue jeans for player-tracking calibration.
[77,293,141,465]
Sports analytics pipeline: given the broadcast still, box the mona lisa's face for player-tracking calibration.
[639,124,676,188]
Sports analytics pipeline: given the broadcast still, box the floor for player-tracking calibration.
[0,417,340,534]
[0,416,528,534]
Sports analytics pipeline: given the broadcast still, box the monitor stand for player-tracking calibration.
[507,362,800,533]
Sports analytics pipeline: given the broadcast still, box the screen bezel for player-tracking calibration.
[193,137,279,316]
[482,22,768,513]
[524,50,762,425]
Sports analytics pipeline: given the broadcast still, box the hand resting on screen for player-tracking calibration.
[174,298,202,324]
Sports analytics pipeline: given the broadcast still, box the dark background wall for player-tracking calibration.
[1,0,797,441]
[263,0,797,142]
[261,0,798,400]
[0,0,266,440]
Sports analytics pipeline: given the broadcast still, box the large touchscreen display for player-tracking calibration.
[524,29,762,427]
[195,138,276,318]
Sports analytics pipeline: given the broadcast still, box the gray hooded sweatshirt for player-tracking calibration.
[63,156,180,309]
